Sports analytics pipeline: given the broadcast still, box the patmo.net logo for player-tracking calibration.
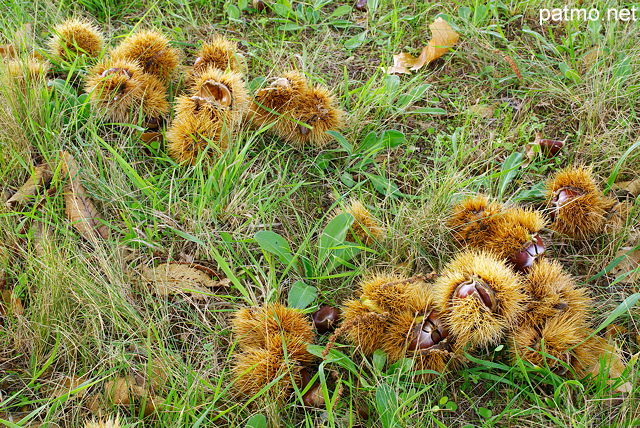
[539,6,638,25]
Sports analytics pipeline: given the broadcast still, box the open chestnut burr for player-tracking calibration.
[453,277,497,312]
[509,233,545,273]
[408,310,450,352]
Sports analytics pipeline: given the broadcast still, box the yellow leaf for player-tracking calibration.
[61,151,109,240]
[387,17,459,75]
[5,164,52,210]
[141,263,224,299]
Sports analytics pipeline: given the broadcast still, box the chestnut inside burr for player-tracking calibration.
[454,277,498,312]
[197,80,233,108]
[408,310,449,351]
[550,186,584,221]
[101,67,132,79]
[509,233,545,273]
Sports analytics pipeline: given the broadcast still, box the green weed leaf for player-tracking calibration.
[287,280,317,309]
[255,230,295,266]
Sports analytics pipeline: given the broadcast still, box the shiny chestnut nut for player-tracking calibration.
[302,382,325,408]
[355,0,368,11]
[539,139,563,157]
[101,67,131,79]
[313,305,340,334]
[550,186,584,221]
[454,277,498,312]
[408,310,449,351]
[253,0,266,11]
[509,234,545,273]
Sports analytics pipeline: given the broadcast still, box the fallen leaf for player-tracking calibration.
[168,261,225,280]
[0,44,16,57]
[468,104,495,118]
[610,246,640,285]
[141,263,225,299]
[612,178,640,198]
[5,164,53,210]
[387,17,459,74]
[61,151,109,240]
[587,336,632,394]
[605,324,628,340]
[44,375,87,400]
[140,132,163,144]
[1,289,24,318]
[103,376,159,416]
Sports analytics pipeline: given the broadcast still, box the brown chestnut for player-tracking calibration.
[509,234,544,273]
[313,305,340,334]
[539,139,563,157]
[355,0,368,11]
[454,278,498,312]
[302,382,325,408]
[409,310,449,351]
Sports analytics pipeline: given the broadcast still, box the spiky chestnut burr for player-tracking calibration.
[232,337,309,401]
[191,35,244,76]
[273,84,345,148]
[2,58,49,88]
[249,70,309,129]
[110,29,181,81]
[509,312,591,375]
[176,68,250,125]
[433,250,526,348]
[48,18,104,62]
[522,258,590,327]
[231,303,315,351]
[447,196,547,272]
[85,58,169,124]
[359,273,431,315]
[447,194,504,248]
[340,298,390,356]
[545,165,620,238]
[333,199,386,245]
[165,113,228,165]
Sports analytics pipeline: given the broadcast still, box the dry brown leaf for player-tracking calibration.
[612,178,640,198]
[587,337,632,394]
[44,375,87,400]
[387,17,459,74]
[103,376,159,416]
[140,132,163,144]
[0,45,16,58]
[468,104,495,118]
[1,289,24,318]
[61,151,109,240]
[605,324,628,340]
[0,412,42,426]
[5,164,52,210]
[610,246,640,285]
[141,263,223,299]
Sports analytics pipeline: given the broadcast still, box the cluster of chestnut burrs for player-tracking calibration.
[229,165,631,405]
[25,19,346,163]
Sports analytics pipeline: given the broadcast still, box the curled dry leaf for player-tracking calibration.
[61,151,109,240]
[587,337,632,394]
[44,375,87,400]
[1,289,24,320]
[5,164,53,210]
[612,178,640,198]
[103,376,161,417]
[387,17,459,75]
[140,132,163,144]
[141,263,227,299]
[610,247,640,286]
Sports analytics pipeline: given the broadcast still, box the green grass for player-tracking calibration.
[1,0,639,426]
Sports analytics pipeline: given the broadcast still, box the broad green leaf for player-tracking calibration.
[498,152,523,198]
[318,212,354,264]
[375,383,399,428]
[245,414,267,428]
[380,129,406,148]
[406,107,447,115]
[255,230,295,266]
[327,130,352,154]
[365,173,402,198]
[373,349,386,372]
[396,83,431,109]
[340,172,356,188]
[287,280,317,309]
[279,23,304,31]
[345,31,367,49]
[330,5,352,17]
